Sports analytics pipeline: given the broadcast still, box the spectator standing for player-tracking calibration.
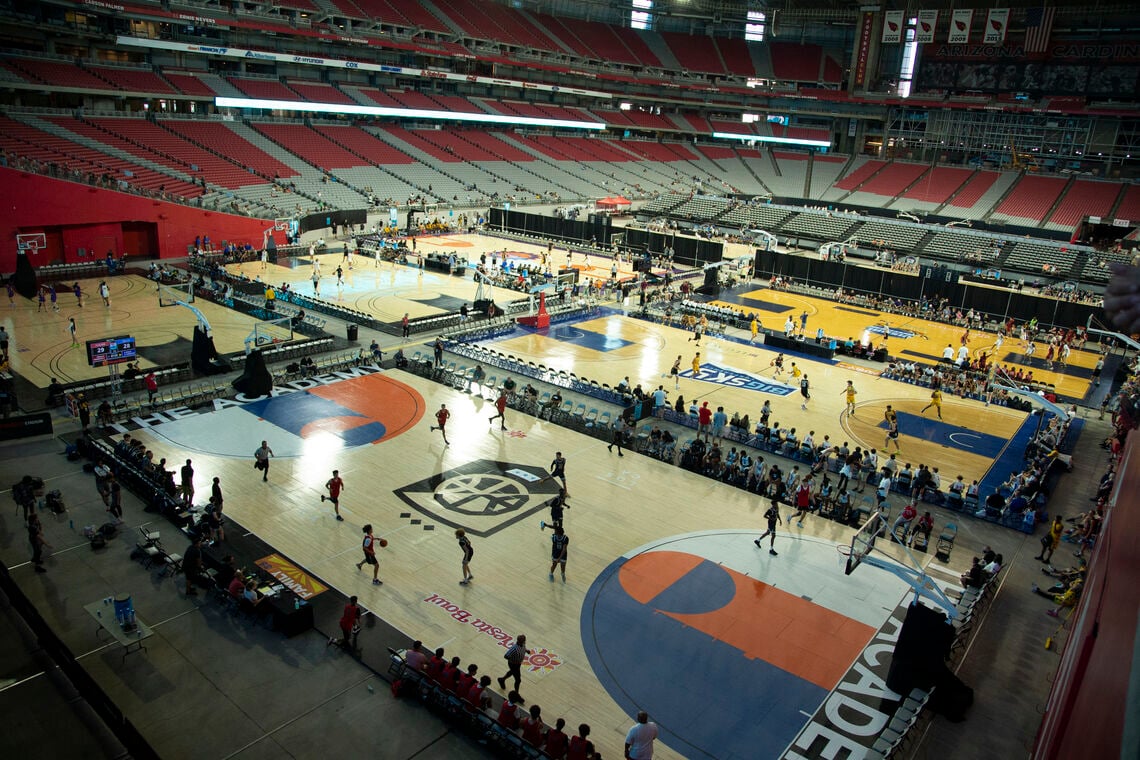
[28,513,50,573]
[330,595,362,650]
[144,371,158,404]
[183,534,204,596]
[179,460,194,506]
[433,336,444,366]
[253,440,274,482]
[0,325,8,363]
[625,711,659,760]
[401,313,410,339]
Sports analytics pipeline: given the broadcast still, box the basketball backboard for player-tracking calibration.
[844,510,883,575]
[157,281,195,307]
[16,233,47,253]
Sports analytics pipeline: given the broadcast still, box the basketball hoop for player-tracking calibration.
[836,545,853,573]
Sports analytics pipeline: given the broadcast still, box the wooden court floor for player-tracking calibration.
[1,274,270,388]
[121,362,1021,760]
[718,286,1100,401]
[224,233,650,326]
[114,291,1042,758]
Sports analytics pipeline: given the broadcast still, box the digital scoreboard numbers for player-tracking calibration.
[86,336,137,367]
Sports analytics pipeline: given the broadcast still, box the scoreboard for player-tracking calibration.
[86,336,137,368]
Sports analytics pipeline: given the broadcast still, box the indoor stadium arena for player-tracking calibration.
[0,1,1136,758]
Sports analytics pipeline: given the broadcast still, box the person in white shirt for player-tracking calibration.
[625,711,659,760]
[957,345,969,365]
[942,344,955,361]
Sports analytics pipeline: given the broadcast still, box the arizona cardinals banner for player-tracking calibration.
[948,9,973,44]
[916,10,938,43]
[882,10,904,44]
[984,8,1010,44]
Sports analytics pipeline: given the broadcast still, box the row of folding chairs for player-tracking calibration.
[866,687,935,758]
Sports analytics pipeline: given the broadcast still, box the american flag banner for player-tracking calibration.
[1024,6,1056,53]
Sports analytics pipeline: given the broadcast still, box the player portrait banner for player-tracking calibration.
[984,8,1010,45]
[882,10,904,44]
[916,10,939,44]
[948,9,974,44]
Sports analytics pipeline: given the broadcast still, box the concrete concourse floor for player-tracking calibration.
[0,426,490,760]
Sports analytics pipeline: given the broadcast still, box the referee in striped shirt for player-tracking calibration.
[497,634,531,702]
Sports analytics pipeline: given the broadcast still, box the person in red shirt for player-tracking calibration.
[430,403,451,445]
[466,675,492,710]
[520,704,545,746]
[488,390,508,431]
[544,717,570,758]
[144,371,158,404]
[425,648,446,682]
[567,724,592,760]
[788,478,814,527]
[322,469,345,521]
[698,401,713,441]
[329,595,361,650]
[439,656,462,693]
[497,691,522,730]
[456,663,478,696]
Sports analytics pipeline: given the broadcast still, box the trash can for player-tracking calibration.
[346,324,359,342]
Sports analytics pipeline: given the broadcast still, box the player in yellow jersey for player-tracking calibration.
[921,387,944,420]
[749,316,759,345]
[841,380,857,416]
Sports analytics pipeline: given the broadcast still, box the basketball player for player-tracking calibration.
[356,524,381,585]
[884,405,901,453]
[669,355,681,389]
[541,488,567,531]
[921,387,944,420]
[456,529,474,585]
[549,526,569,582]
[772,353,785,378]
[799,374,811,410]
[488,390,508,430]
[549,451,568,494]
[754,501,782,556]
[691,352,701,378]
[322,469,345,521]
[430,403,451,445]
[253,440,274,482]
[749,316,759,344]
[841,381,857,416]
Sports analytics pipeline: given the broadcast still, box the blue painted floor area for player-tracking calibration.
[734,295,796,314]
[544,325,634,352]
[880,412,1007,458]
[977,413,1038,496]
[581,558,827,760]
[867,325,917,340]
[835,305,882,317]
[242,393,387,446]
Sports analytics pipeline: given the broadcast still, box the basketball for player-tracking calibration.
[379,538,388,547]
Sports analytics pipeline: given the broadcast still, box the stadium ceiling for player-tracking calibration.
[514,0,1137,23]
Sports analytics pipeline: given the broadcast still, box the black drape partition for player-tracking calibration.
[752,250,1101,329]
[623,228,723,268]
[298,208,367,235]
[488,208,614,247]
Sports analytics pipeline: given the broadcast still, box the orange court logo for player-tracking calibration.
[255,553,329,600]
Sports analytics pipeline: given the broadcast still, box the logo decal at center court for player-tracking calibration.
[394,460,562,536]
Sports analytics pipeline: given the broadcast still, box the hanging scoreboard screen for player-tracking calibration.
[86,336,137,367]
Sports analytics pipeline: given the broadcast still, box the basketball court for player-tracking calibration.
[3,234,1068,758]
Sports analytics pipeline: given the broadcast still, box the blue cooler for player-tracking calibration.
[114,594,135,629]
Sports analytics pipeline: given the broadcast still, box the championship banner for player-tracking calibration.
[984,8,1010,44]
[854,11,874,87]
[948,9,974,44]
[882,10,904,44]
[916,10,939,43]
